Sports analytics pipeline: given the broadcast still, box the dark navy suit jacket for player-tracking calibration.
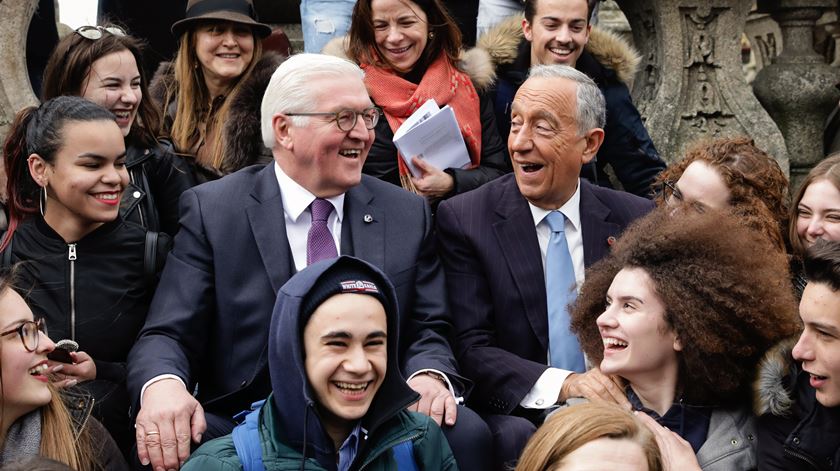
[436,174,653,415]
[127,164,464,415]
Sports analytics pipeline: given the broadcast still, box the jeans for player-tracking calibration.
[476,0,524,38]
[300,0,357,53]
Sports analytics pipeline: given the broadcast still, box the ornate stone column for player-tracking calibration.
[615,0,790,174]
[0,0,39,149]
[753,0,839,189]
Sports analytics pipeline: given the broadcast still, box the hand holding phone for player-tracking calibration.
[47,339,79,364]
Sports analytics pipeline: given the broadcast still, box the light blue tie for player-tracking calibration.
[544,211,585,372]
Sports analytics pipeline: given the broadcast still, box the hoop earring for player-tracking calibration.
[39,186,47,217]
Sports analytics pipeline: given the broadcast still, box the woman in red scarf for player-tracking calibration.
[345,0,510,200]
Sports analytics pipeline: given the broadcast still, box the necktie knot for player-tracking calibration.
[311,198,333,222]
[545,211,566,234]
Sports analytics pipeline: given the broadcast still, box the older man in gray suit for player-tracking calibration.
[128,53,490,471]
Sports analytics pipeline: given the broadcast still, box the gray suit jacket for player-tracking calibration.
[127,164,464,415]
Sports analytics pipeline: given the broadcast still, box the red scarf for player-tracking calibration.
[361,52,482,182]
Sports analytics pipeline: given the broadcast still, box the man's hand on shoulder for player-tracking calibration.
[407,372,458,427]
[559,368,631,409]
[135,379,206,470]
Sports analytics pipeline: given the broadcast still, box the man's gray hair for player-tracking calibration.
[260,53,366,148]
[527,64,606,135]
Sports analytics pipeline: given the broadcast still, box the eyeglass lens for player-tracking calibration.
[76,26,126,40]
[21,320,46,351]
[336,109,379,131]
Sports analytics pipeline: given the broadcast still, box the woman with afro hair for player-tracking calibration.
[569,207,800,470]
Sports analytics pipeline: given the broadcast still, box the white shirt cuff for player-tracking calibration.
[407,369,464,405]
[140,374,187,407]
[519,367,573,409]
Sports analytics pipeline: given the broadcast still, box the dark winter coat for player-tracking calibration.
[478,17,666,197]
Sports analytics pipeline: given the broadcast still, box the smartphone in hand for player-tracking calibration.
[47,339,79,364]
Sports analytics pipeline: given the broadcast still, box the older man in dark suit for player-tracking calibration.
[437,64,654,469]
[128,53,490,471]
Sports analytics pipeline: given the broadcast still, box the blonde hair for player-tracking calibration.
[515,403,662,471]
[165,27,263,170]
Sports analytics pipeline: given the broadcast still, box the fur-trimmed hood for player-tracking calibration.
[321,36,497,91]
[148,53,287,174]
[754,337,798,417]
[476,15,641,86]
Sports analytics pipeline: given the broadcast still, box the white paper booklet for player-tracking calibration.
[393,99,471,177]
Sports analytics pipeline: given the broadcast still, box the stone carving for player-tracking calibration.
[618,0,789,172]
[0,0,39,151]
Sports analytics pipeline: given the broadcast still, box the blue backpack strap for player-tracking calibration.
[392,440,420,471]
[232,400,266,471]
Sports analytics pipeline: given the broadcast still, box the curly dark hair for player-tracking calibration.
[655,136,790,253]
[570,208,799,406]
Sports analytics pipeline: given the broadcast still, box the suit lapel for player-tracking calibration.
[343,180,385,269]
[492,178,550,351]
[246,165,293,293]
[579,181,622,267]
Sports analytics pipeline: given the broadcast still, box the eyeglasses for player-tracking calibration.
[0,318,47,352]
[661,180,707,214]
[284,107,381,132]
[75,25,127,40]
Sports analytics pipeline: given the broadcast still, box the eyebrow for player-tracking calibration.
[608,295,646,305]
[76,152,127,161]
[807,321,840,335]
[1,318,29,331]
[321,330,387,341]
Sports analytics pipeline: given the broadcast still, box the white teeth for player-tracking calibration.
[29,364,48,375]
[218,54,239,58]
[339,149,362,157]
[550,48,573,55]
[603,338,628,347]
[389,46,410,54]
[335,381,368,391]
[96,193,118,200]
[113,111,130,118]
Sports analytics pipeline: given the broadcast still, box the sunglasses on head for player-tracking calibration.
[74,25,127,40]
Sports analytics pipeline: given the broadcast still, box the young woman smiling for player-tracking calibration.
[339,0,510,200]
[570,208,800,470]
[42,25,195,236]
[0,97,171,458]
[0,268,126,470]
[151,0,272,181]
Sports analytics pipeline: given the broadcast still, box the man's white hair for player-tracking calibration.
[527,64,606,135]
[260,53,366,148]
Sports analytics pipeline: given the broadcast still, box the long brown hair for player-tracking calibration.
[789,153,840,258]
[515,403,662,471]
[0,271,96,470]
[347,0,462,71]
[41,25,162,149]
[165,24,263,169]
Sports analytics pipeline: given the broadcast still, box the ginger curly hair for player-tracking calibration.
[570,208,799,406]
[655,136,790,253]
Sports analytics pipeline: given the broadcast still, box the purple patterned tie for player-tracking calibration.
[307,198,338,265]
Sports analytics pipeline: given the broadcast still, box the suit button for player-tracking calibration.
[240,380,247,388]
[536,399,544,406]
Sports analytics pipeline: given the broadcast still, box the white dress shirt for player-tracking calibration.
[519,180,587,409]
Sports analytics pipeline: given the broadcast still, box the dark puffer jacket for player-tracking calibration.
[755,338,840,470]
[479,17,666,198]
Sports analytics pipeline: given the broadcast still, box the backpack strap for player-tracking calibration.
[392,440,420,471]
[232,400,266,471]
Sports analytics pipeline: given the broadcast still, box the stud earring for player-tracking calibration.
[428,31,435,39]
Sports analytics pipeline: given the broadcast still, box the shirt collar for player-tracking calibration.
[337,423,365,471]
[528,179,582,230]
[274,162,345,223]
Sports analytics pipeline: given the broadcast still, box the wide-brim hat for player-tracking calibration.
[171,0,272,39]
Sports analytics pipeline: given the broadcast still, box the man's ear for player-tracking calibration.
[273,113,294,151]
[522,18,533,42]
[580,127,605,165]
[27,154,49,187]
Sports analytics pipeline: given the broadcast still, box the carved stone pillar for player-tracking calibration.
[615,0,790,174]
[753,0,839,189]
[0,0,39,149]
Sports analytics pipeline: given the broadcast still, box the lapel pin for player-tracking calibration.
[363,214,373,223]
[607,236,617,246]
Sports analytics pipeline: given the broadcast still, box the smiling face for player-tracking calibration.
[0,287,56,427]
[509,76,598,209]
[304,293,387,440]
[523,0,591,67]
[371,0,429,74]
[80,49,141,137]
[793,281,840,407]
[28,120,128,239]
[556,437,649,471]
[194,21,255,91]
[275,76,374,198]
[596,268,682,386]
[796,179,840,248]
[667,161,731,213]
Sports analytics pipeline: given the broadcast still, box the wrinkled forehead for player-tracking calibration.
[512,76,577,118]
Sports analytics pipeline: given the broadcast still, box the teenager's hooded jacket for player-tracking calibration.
[183,256,458,471]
